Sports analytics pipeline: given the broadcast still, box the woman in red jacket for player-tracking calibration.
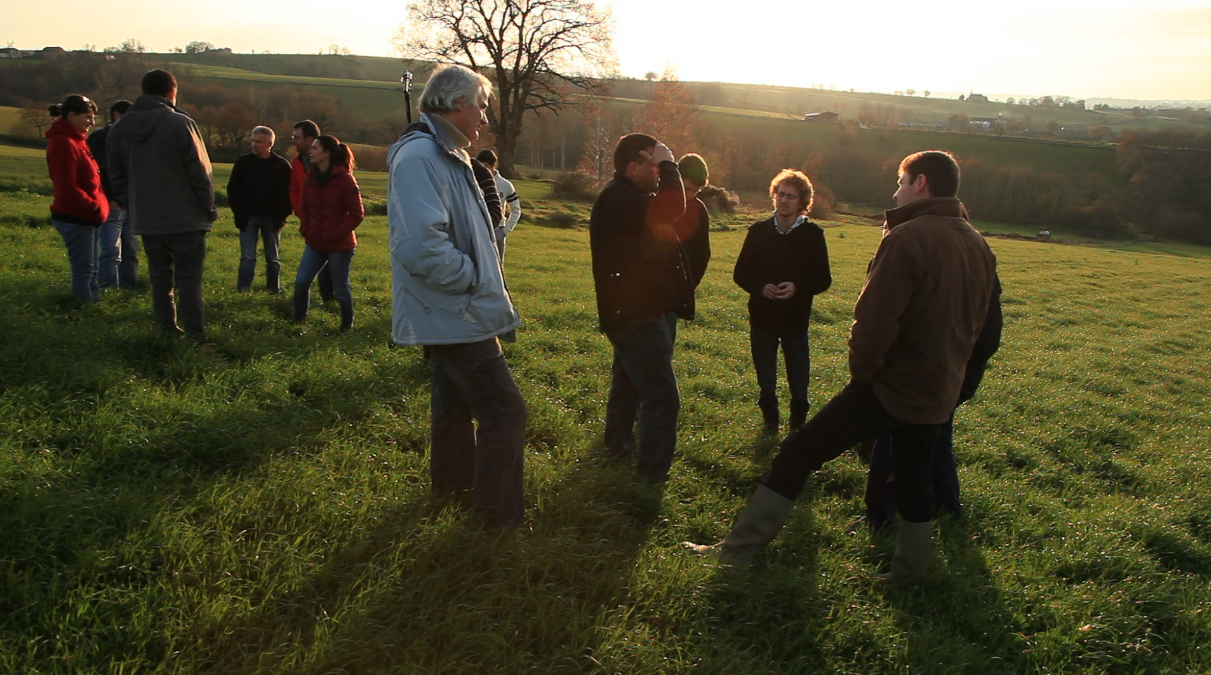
[293,135,364,332]
[46,95,109,304]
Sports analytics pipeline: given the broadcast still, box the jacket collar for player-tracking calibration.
[46,117,86,141]
[419,113,470,165]
[884,197,967,230]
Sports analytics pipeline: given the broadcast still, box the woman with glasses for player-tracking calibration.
[45,95,109,304]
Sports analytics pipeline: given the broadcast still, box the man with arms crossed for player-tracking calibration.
[688,150,997,584]
[387,65,526,529]
[108,69,215,341]
[590,133,690,483]
[228,125,292,293]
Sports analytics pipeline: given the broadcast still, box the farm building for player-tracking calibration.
[803,111,839,123]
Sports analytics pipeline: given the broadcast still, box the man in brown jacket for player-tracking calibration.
[687,150,998,584]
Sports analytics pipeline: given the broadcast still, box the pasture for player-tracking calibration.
[1,145,1209,674]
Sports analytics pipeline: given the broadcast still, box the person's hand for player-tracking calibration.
[639,141,675,166]
[776,281,796,299]
[762,283,781,299]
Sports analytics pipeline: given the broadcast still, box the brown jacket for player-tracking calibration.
[848,197,997,424]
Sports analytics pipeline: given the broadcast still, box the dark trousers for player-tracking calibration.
[750,327,810,425]
[866,415,961,530]
[761,382,944,523]
[604,312,680,482]
[429,338,528,528]
[238,215,281,292]
[142,231,207,338]
[317,265,334,302]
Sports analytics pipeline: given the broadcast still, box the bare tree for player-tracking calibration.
[395,0,616,177]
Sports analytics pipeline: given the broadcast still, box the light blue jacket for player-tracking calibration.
[387,114,520,346]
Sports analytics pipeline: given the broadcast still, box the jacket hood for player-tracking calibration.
[115,95,179,142]
[46,118,86,142]
[884,197,968,230]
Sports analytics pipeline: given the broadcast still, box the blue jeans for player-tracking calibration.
[98,205,137,290]
[429,338,528,528]
[865,415,961,531]
[750,328,810,426]
[238,216,281,292]
[762,382,945,524]
[293,245,353,325]
[142,231,207,338]
[53,220,100,304]
[604,312,680,482]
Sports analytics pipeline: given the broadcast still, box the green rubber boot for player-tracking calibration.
[876,519,932,584]
[684,484,795,568]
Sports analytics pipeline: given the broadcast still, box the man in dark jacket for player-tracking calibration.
[688,150,997,585]
[87,99,135,290]
[733,169,831,431]
[228,125,292,293]
[107,69,215,341]
[590,133,689,483]
[862,276,1002,532]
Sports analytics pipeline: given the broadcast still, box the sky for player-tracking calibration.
[5,0,1210,102]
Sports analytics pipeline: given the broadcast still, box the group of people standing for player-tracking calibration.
[45,63,1001,583]
[43,69,368,338]
[388,64,1001,585]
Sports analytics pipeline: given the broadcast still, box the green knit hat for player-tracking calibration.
[678,153,709,188]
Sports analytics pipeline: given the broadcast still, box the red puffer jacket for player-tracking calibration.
[46,118,109,225]
[299,164,364,252]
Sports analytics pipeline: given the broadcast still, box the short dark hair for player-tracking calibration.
[49,95,97,118]
[476,149,498,165]
[613,133,657,174]
[314,135,355,170]
[109,100,132,120]
[141,69,177,97]
[293,119,320,139]
[898,150,960,198]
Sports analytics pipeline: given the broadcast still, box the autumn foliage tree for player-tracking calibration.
[395,0,616,177]
[632,72,701,159]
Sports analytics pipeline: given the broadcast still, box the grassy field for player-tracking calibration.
[2,145,1210,674]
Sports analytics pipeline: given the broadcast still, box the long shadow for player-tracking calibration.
[172,449,669,673]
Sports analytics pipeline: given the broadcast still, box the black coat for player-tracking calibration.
[226,151,293,229]
[733,216,832,333]
[589,163,691,332]
[86,124,115,201]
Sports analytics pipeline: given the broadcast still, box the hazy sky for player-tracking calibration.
[6,0,1210,101]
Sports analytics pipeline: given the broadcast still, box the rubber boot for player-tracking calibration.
[876,519,932,584]
[789,398,810,430]
[684,484,794,568]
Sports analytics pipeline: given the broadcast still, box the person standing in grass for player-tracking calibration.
[387,64,526,529]
[293,136,363,332]
[590,133,691,483]
[475,149,522,260]
[228,125,292,293]
[289,120,335,304]
[107,69,216,341]
[673,153,712,294]
[46,95,108,304]
[732,169,832,432]
[87,99,136,291]
[688,150,998,585]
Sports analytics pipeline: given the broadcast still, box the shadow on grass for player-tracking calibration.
[173,454,670,673]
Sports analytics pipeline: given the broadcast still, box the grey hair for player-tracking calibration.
[419,64,492,114]
[251,125,275,142]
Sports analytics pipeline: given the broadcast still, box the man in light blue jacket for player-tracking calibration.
[387,64,527,529]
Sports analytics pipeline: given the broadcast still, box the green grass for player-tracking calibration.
[2,148,1210,674]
